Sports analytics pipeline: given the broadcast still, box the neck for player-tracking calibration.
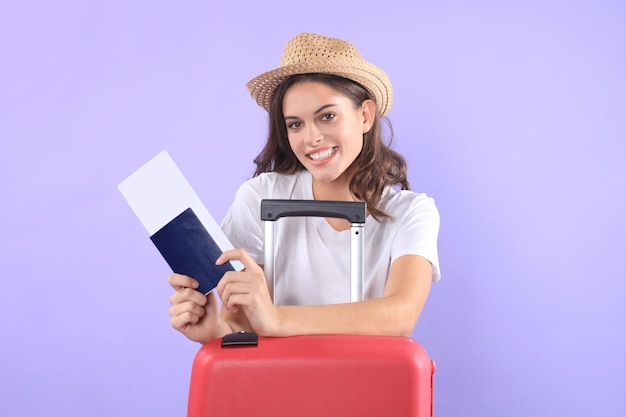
[312,175,355,232]
[310,167,365,232]
[311,171,355,202]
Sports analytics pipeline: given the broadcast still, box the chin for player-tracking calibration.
[310,169,348,185]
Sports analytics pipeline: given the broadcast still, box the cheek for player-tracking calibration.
[286,133,309,163]
[343,126,364,153]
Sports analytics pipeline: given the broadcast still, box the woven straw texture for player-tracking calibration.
[246,33,393,116]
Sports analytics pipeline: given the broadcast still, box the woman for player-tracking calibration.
[168,33,440,343]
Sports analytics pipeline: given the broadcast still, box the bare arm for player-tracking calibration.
[275,254,431,337]
[217,249,432,338]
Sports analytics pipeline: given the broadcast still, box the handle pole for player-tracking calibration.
[350,223,364,302]
[264,221,275,302]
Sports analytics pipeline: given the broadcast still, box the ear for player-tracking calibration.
[360,99,376,134]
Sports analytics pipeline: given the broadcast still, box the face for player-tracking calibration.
[282,81,374,188]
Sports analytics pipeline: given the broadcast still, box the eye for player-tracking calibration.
[287,121,303,129]
[321,113,335,121]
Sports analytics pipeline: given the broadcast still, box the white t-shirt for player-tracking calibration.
[221,170,440,306]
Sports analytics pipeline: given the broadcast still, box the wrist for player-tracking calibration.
[199,319,234,345]
[271,306,294,337]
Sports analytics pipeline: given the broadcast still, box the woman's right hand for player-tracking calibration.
[168,273,231,344]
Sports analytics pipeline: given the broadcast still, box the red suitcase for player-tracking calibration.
[187,200,436,416]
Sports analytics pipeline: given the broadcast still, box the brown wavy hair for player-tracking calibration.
[253,73,410,221]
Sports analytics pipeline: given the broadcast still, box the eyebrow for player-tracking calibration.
[284,104,338,120]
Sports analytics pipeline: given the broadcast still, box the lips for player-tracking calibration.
[308,147,338,162]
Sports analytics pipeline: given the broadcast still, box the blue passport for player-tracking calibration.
[150,207,233,294]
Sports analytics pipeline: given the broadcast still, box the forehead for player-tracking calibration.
[282,81,353,114]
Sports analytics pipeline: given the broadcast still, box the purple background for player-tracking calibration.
[1,1,625,416]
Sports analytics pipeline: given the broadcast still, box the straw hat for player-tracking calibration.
[246,33,393,116]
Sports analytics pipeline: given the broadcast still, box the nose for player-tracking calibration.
[304,123,323,147]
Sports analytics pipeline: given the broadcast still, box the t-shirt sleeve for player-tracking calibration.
[391,195,441,282]
[220,181,265,265]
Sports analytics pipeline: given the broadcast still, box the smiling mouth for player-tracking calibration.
[308,147,338,161]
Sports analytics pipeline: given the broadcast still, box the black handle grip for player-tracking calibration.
[260,199,366,224]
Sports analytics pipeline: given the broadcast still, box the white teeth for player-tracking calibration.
[309,147,337,161]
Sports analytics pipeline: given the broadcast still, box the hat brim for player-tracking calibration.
[246,59,393,116]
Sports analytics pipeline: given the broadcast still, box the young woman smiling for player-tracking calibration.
[167,33,441,343]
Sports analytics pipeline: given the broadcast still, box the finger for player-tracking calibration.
[219,280,256,310]
[216,270,261,303]
[222,293,248,312]
[169,287,208,307]
[168,273,199,290]
[170,310,203,331]
[169,300,206,321]
[216,248,259,270]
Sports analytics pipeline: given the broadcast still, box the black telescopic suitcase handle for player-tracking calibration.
[261,199,366,303]
[261,199,366,223]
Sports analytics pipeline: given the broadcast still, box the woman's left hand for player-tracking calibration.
[215,249,280,336]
